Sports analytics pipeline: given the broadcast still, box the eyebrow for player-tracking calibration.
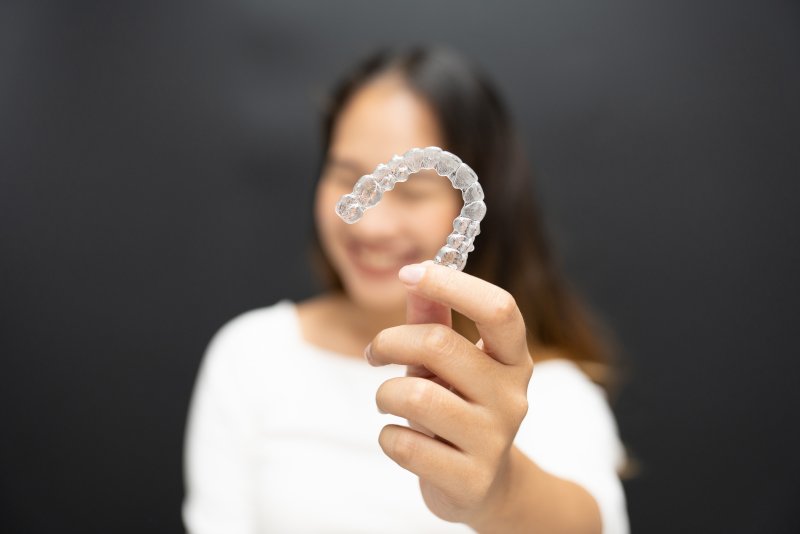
[325,156,440,183]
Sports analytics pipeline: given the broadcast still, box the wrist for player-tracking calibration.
[467,446,603,534]
[467,447,530,534]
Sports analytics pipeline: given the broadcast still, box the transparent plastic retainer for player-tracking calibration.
[335,147,485,271]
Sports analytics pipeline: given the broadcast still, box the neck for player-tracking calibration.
[338,294,407,340]
[298,292,408,359]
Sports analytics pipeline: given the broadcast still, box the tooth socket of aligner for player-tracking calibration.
[377,173,397,191]
[462,182,484,202]
[371,164,394,192]
[403,148,424,172]
[446,231,473,254]
[421,146,443,170]
[452,163,478,190]
[354,175,382,208]
[461,200,487,222]
[335,194,365,224]
[386,155,410,183]
[434,245,464,270]
[455,252,468,271]
[453,217,481,239]
[435,150,462,178]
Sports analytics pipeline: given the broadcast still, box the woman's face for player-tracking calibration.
[315,75,461,313]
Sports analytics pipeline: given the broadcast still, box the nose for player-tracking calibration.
[347,199,403,244]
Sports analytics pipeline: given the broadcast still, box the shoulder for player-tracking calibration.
[526,357,618,429]
[522,358,625,469]
[196,300,298,383]
[207,300,297,353]
[528,359,608,409]
[521,359,630,534]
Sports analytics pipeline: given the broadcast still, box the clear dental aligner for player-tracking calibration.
[335,146,486,271]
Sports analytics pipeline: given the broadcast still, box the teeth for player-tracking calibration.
[356,249,404,270]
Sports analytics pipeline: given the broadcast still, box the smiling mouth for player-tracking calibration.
[346,244,417,277]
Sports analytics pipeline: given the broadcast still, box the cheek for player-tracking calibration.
[314,182,343,247]
[414,197,462,250]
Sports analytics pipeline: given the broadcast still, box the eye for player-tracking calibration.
[323,169,359,189]
[394,186,430,202]
[393,170,449,202]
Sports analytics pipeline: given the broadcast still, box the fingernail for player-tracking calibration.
[363,343,374,365]
[398,264,426,285]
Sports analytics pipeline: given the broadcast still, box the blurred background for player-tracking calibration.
[1,1,798,532]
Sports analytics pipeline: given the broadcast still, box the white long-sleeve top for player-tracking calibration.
[183,300,629,533]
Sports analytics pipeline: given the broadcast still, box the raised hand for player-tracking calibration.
[365,261,534,528]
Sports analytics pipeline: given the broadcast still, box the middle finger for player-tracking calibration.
[376,376,488,453]
[366,323,504,404]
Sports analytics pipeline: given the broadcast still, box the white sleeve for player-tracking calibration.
[514,360,629,534]
[182,314,261,534]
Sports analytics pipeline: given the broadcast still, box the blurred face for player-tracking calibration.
[315,75,461,312]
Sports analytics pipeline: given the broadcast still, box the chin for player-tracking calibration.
[346,282,406,314]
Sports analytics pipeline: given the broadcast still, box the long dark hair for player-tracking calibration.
[311,46,615,385]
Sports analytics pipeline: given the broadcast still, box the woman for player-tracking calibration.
[183,47,628,533]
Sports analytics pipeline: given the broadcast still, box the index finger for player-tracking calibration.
[398,261,528,366]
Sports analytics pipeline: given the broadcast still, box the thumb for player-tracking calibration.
[401,261,452,381]
[406,290,452,327]
[403,261,451,327]
[401,262,453,439]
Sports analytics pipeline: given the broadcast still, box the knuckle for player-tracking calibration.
[423,323,456,355]
[385,428,418,466]
[499,389,528,422]
[471,465,495,500]
[407,380,434,413]
[522,356,534,378]
[511,393,529,421]
[490,291,519,322]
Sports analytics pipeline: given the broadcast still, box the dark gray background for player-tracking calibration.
[2,1,798,532]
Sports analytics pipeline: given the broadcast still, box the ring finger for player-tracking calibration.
[376,376,488,453]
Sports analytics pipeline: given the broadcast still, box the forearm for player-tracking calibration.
[468,446,602,534]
